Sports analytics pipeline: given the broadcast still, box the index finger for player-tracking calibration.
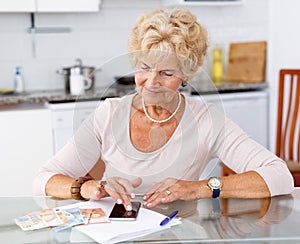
[104,180,133,211]
[118,178,136,199]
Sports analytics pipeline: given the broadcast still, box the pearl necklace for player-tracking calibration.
[141,91,181,124]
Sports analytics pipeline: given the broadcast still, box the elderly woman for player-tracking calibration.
[33,9,294,211]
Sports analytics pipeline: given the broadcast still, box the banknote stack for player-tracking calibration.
[15,207,109,232]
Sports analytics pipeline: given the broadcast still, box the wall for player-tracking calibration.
[0,0,269,91]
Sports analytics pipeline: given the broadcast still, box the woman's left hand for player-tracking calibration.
[143,177,202,208]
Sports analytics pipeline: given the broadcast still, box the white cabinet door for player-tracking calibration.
[200,91,269,148]
[221,92,268,148]
[162,0,243,6]
[49,100,101,153]
[0,108,53,196]
[0,0,35,12]
[36,0,100,12]
[0,0,100,12]
[223,95,268,148]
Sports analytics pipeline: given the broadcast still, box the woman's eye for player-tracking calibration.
[161,71,174,77]
[140,64,150,71]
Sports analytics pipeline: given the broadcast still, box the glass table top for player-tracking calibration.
[1,188,300,243]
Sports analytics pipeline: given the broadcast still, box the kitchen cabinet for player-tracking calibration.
[0,0,35,12]
[48,100,101,153]
[0,108,53,196]
[202,91,269,147]
[162,0,243,6]
[36,0,100,13]
[0,0,100,13]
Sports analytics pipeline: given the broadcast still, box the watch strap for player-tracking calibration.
[212,189,221,198]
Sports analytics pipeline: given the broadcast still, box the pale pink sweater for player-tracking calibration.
[33,94,294,196]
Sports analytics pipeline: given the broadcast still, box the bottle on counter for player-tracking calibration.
[212,43,224,85]
[14,66,25,93]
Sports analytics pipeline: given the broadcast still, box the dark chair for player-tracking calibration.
[276,69,300,186]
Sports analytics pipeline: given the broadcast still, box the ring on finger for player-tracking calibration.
[165,190,171,196]
[99,180,107,189]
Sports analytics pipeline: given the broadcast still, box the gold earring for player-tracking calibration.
[181,81,188,87]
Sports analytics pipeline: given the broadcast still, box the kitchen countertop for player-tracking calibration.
[0,87,131,107]
[0,82,268,107]
[190,80,268,95]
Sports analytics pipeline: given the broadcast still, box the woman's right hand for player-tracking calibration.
[100,177,142,211]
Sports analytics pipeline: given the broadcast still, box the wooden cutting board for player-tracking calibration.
[226,41,267,82]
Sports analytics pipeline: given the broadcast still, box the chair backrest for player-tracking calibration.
[276,69,300,163]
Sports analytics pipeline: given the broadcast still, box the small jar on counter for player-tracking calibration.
[212,43,224,85]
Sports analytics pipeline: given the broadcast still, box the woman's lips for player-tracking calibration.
[144,87,159,94]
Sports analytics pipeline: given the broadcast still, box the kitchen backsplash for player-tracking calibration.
[0,0,269,91]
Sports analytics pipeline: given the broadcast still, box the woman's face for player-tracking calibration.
[135,53,183,105]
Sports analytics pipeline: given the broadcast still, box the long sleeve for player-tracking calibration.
[212,116,294,196]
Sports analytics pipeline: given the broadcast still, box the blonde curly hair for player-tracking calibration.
[128,8,208,81]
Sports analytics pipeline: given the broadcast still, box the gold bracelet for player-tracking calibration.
[71,177,92,201]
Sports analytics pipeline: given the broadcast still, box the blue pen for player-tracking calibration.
[160,210,179,226]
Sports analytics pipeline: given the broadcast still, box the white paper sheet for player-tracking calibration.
[60,198,181,244]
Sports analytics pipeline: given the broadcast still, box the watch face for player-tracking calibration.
[208,177,222,189]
